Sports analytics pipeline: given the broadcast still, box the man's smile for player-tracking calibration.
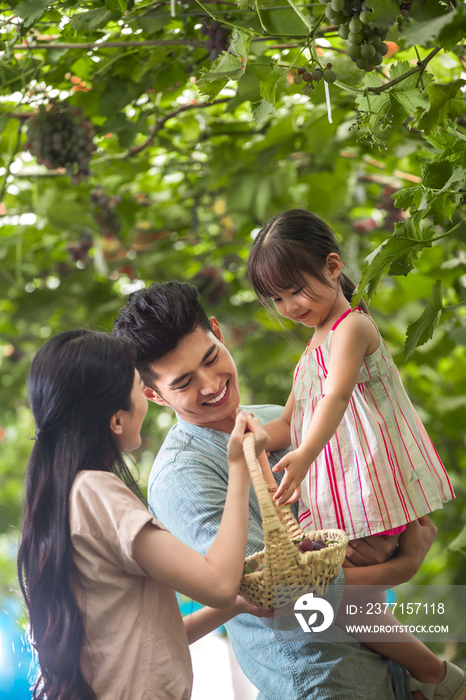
[202,381,230,406]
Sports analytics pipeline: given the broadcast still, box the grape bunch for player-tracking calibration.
[68,235,93,262]
[90,187,121,237]
[294,63,336,95]
[200,19,230,62]
[24,101,96,184]
[321,0,390,72]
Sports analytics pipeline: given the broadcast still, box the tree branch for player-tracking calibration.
[11,39,205,50]
[368,47,442,95]
[128,98,230,157]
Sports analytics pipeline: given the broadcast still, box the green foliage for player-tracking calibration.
[0,2,465,663]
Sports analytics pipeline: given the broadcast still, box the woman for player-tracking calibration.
[17,329,269,700]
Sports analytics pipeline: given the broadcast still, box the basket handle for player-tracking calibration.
[243,433,305,541]
[242,433,285,531]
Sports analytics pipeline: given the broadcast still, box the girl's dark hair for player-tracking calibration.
[17,329,142,700]
[248,209,368,313]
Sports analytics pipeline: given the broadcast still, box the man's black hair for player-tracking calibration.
[113,280,212,388]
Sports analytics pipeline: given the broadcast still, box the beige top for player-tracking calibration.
[69,470,193,700]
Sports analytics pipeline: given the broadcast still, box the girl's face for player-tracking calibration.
[111,369,148,452]
[271,256,344,329]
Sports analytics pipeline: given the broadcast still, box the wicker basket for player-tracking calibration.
[239,433,349,610]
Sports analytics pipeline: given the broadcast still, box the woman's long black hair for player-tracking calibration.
[17,329,142,700]
[248,209,369,313]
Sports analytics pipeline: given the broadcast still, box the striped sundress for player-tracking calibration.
[294,308,455,540]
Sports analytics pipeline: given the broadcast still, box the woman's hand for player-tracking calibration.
[227,412,271,466]
[230,594,275,618]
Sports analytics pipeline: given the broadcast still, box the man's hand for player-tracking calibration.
[343,533,400,568]
[272,449,310,505]
[398,516,437,571]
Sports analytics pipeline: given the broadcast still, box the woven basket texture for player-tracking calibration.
[239,433,349,610]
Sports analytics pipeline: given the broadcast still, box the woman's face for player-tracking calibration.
[115,369,148,452]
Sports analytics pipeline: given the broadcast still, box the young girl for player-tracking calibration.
[248,209,464,700]
[17,329,270,700]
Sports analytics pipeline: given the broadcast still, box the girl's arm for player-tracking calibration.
[273,313,379,505]
[133,413,270,610]
[262,389,294,451]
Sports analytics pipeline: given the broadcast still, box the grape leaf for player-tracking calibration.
[198,29,253,83]
[355,73,389,128]
[251,98,274,126]
[15,0,53,27]
[105,0,127,16]
[416,81,466,135]
[422,159,454,190]
[363,0,399,28]
[259,61,281,107]
[355,211,434,299]
[404,280,443,359]
[449,523,466,553]
[438,7,466,51]
[197,77,229,101]
[391,186,422,211]
[400,9,456,47]
[72,8,115,32]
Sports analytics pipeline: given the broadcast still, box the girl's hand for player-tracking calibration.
[272,449,310,505]
[227,412,271,465]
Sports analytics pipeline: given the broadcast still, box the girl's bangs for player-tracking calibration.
[249,242,319,300]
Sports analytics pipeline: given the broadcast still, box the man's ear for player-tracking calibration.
[109,411,124,436]
[143,386,168,406]
[209,316,224,343]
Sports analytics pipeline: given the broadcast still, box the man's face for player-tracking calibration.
[145,319,241,433]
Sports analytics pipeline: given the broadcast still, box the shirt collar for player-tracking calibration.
[175,414,231,447]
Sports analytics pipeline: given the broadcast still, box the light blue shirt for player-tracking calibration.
[148,404,410,700]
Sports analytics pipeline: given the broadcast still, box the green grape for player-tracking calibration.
[325,5,338,20]
[371,52,383,65]
[359,10,372,24]
[294,75,303,84]
[347,43,361,58]
[302,84,312,95]
[311,69,323,81]
[349,31,364,44]
[378,42,389,55]
[349,17,362,32]
[339,24,350,39]
[331,0,345,10]
[368,34,382,48]
[360,43,376,59]
[323,69,336,83]
[356,56,369,69]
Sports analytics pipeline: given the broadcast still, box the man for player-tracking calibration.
[113,280,435,700]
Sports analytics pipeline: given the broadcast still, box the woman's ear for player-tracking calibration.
[143,386,168,406]
[109,411,124,436]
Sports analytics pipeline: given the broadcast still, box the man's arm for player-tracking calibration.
[343,516,437,589]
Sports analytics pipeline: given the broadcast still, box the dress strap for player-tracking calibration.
[331,307,362,331]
